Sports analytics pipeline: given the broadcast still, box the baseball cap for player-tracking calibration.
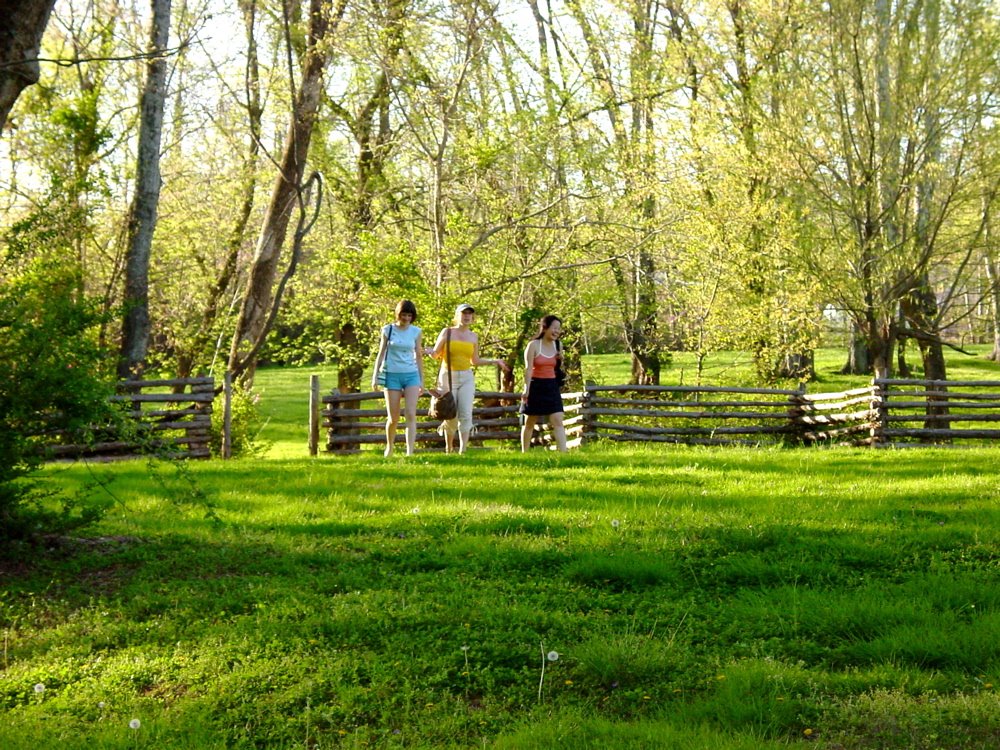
[455,303,475,315]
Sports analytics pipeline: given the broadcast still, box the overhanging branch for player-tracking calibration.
[462,253,624,294]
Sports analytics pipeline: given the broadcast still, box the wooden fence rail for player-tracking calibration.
[45,377,215,460]
[317,380,584,454]
[873,378,1000,446]
[313,377,1000,453]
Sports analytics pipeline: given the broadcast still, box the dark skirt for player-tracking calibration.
[522,377,564,416]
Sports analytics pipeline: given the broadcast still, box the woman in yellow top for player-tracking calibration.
[427,303,510,454]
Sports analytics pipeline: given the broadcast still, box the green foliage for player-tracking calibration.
[0,208,118,541]
[262,233,436,370]
[209,385,270,458]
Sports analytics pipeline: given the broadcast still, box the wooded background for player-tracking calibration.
[3,0,999,392]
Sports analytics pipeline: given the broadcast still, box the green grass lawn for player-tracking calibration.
[2,350,1000,749]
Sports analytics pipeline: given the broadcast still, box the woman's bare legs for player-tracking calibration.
[383,389,403,457]
[520,415,539,452]
[549,412,568,452]
[521,413,567,452]
[402,384,420,455]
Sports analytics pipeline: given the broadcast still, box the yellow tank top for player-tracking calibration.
[443,339,474,371]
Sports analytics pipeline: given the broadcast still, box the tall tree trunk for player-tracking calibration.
[908,0,948,433]
[175,0,262,382]
[228,0,340,387]
[0,0,57,132]
[118,0,171,378]
[331,0,404,392]
[986,255,1000,361]
[566,0,662,385]
[841,324,873,375]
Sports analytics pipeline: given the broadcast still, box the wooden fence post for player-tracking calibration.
[222,371,233,459]
[872,379,887,446]
[309,374,320,456]
[582,385,595,442]
[327,388,342,453]
[788,383,806,444]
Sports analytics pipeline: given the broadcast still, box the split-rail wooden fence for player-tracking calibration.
[45,376,216,460]
[312,377,1000,453]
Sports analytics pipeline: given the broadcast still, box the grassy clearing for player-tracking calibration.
[2,348,999,748]
[2,441,999,748]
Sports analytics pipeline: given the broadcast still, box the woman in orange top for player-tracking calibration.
[520,315,568,453]
[427,303,510,454]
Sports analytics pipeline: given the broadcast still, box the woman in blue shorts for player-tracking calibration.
[371,300,425,456]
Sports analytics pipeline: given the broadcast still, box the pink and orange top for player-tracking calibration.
[531,352,557,380]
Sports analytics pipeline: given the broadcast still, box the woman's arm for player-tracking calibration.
[472,335,510,371]
[521,340,537,399]
[415,332,425,388]
[426,328,447,359]
[371,327,389,389]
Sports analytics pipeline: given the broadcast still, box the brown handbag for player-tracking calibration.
[429,329,458,420]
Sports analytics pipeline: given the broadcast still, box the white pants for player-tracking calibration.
[439,368,475,436]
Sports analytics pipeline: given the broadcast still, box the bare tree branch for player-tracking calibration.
[462,254,625,295]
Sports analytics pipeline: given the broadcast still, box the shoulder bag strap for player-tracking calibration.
[379,324,393,371]
[446,328,453,392]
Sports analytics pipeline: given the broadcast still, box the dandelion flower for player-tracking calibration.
[803,728,813,737]
[611,519,620,529]
[547,651,560,662]
[564,680,573,686]
[460,645,469,652]
[33,683,45,694]
[129,719,141,730]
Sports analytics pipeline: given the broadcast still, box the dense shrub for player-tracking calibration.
[1,218,119,542]
[210,385,270,458]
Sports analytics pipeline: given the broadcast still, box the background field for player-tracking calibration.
[1,349,999,749]
[254,346,1000,457]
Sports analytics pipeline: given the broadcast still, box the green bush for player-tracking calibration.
[210,384,270,458]
[1,216,119,542]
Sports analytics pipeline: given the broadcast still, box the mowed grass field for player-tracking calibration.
[1,349,999,749]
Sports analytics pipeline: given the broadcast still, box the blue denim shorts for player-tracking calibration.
[384,370,422,390]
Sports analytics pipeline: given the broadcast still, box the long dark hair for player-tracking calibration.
[533,315,562,340]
